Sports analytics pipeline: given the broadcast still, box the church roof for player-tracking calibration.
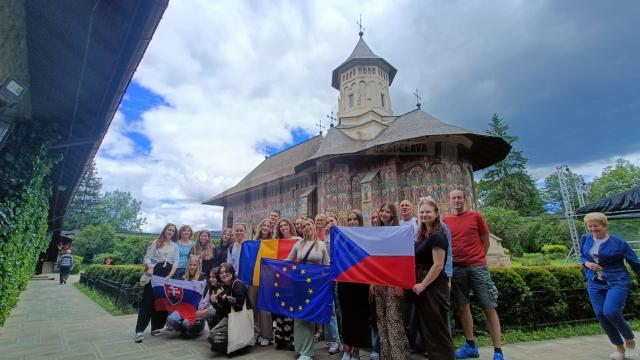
[297,109,511,171]
[331,36,397,89]
[204,135,323,206]
[205,109,510,206]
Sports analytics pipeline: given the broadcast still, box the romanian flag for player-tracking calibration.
[238,239,298,286]
[330,226,416,288]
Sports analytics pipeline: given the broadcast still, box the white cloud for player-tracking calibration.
[94,1,640,232]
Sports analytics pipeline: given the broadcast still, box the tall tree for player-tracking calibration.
[541,169,587,212]
[589,158,640,201]
[63,160,102,230]
[99,189,147,232]
[476,113,544,215]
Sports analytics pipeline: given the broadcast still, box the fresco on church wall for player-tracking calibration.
[221,143,478,230]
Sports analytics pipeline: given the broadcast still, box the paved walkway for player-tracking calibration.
[0,275,626,359]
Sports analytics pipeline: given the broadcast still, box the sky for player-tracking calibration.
[95,0,640,232]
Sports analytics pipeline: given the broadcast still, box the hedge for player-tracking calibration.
[84,264,640,329]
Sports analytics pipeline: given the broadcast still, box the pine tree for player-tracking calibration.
[476,114,544,216]
[63,160,103,230]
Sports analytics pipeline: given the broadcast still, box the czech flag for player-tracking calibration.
[151,275,206,324]
[330,226,416,288]
[239,239,298,286]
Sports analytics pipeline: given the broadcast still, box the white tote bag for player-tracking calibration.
[227,302,254,354]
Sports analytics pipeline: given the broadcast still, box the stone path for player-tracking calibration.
[0,275,627,359]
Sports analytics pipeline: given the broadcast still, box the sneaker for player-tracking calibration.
[493,352,505,360]
[610,351,624,360]
[150,328,165,336]
[132,332,144,343]
[369,351,380,360]
[298,356,313,360]
[455,343,480,359]
[259,337,271,347]
[328,342,340,355]
[314,331,322,343]
[341,353,351,360]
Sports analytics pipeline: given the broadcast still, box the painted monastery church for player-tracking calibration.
[205,33,511,248]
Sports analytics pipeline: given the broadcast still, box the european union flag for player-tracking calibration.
[257,258,334,323]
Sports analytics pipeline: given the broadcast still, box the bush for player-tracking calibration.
[544,266,590,320]
[541,244,568,256]
[71,255,83,274]
[92,252,122,265]
[512,267,568,324]
[492,269,532,326]
[84,264,144,287]
[73,225,117,263]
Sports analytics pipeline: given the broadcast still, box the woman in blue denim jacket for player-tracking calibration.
[580,212,640,360]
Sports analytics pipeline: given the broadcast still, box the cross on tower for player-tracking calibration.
[357,14,364,37]
[326,111,336,128]
[316,118,325,135]
[413,89,422,109]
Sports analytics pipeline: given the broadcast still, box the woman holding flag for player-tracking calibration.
[413,199,455,359]
[287,218,329,360]
[166,255,207,337]
[374,203,410,360]
[133,223,179,343]
[208,262,249,353]
[338,210,371,360]
[249,218,275,347]
[272,218,300,350]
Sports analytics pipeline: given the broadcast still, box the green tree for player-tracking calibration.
[589,158,640,201]
[480,206,526,255]
[63,160,103,230]
[73,224,117,263]
[99,190,147,232]
[113,233,155,264]
[477,114,544,216]
[541,169,587,212]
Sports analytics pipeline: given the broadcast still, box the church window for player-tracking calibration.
[381,93,385,108]
[349,94,354,108]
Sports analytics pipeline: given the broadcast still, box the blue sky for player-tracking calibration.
[96,0,640,232]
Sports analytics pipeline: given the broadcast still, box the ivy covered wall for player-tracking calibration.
[0,118,57,325]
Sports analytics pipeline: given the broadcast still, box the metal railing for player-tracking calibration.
[79,273,142,311]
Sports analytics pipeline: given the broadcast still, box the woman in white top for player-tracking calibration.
[227,224,246,276]
[287,218,329,360]
[134,223,179,343]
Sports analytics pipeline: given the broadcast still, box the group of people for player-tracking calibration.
[130,189,640,360]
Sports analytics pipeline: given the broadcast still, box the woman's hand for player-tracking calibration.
[146,267,153,276]
[195,308,209,319]
[368,285,375,303]
[413,282,426,295]
[585,261,603,272]
[393,286,404,297]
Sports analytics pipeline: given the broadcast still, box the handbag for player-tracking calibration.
[139,271,150,286]
[227,300,254,353]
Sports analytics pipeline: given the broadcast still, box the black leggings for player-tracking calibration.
[135,262,172,333]
[415,271,455,360]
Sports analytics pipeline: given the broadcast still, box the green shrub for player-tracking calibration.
[84,264,144,287]
[70,255,83,274]
[544,266,590,320]
[541,244,568,255]
[492,269,532,326]
[73,225,117,263]
[513,267,568,324]
[92,252,122,265]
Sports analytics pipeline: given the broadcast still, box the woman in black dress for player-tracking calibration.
[337,209,371,360]
[413,199,455,360]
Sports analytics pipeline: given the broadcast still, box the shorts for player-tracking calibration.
[452,264,498,308]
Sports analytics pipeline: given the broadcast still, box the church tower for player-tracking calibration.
[331,31,397,140]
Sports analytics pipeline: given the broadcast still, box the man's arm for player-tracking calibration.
[481,234,490,255]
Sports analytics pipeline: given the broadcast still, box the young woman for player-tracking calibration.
[249,219,274,346]
[192,230,215,275]
[208,262,250,354]
[133,223,179,343]
[338,210,371,360]
[166,255,207,337]
[370,208,380,226]
[173,225,194,279]
[228,224,246,272]
[197,267,220,330]
[315,213,327,241]
[255,218,273,240]
[213,228,233,269]
[413,200,455,359]
[287,218,329,360]
[273,218,300,350]
[581,212,640,360]
[294,217,304,237]
[323,213,341,355]
[374,203,410,360]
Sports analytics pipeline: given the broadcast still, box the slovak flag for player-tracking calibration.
[151,275,206,324]
[330,226,416,288]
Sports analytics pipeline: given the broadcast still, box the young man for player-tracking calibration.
[443,190,504,360]
[399,200,419,235]
[270,210,281,236]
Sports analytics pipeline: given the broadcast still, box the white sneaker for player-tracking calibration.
[341,352,351,360]
[298,356,313,360]
[259,337,271,347]
[328,342,340,355]
[132,332,144,343]
[369,351,380,360]
[610,351,625,360]
[150,328,165,336]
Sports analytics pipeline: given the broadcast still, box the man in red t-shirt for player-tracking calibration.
[443,190,504,360]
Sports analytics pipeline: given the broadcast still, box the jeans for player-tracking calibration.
[588,280,635,345]
[371,327,380,354]
[166,311,204,336]
[324,302,340,344]
[59,266,71,284]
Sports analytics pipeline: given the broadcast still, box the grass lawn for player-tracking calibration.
[74,283,137,315]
